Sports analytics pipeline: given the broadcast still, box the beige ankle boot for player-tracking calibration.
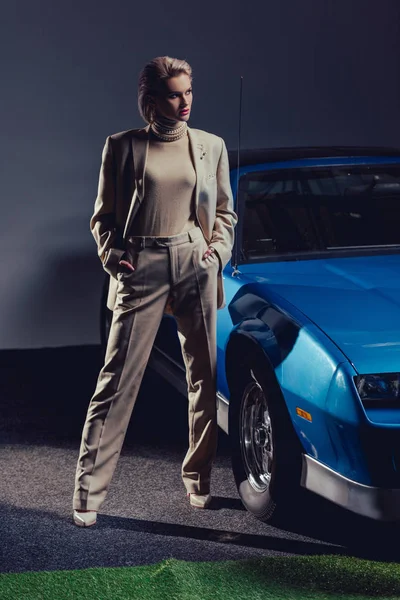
[73,510,97,527]
[187,493,212,509]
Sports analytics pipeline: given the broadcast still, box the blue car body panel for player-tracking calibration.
[237,254,400,375]
[216,274,373,485]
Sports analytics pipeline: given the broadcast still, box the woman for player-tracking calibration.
[73,56,237,527]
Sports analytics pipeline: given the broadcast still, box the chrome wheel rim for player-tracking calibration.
[240,376,273,492]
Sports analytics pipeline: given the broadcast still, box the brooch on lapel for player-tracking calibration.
[197,143,207,160]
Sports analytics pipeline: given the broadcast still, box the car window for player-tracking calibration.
[239,164,400,261]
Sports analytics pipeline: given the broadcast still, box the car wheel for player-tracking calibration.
[229,360,302,523]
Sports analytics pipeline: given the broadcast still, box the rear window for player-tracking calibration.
[239,163,400,261]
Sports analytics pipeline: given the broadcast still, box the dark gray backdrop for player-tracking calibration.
[1,0,399,348]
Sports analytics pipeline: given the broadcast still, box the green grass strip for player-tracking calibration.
[1,555,400,600]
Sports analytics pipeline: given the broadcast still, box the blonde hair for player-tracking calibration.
[138,56,193,124]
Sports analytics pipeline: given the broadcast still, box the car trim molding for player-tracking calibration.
[301,454,400,521]
[149,347,231,435]
[148,347,187,396]
[217,392,229,434]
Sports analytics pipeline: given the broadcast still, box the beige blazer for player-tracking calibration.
[90,124,237,310]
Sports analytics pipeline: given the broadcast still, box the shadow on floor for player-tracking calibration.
[98,512,346,556]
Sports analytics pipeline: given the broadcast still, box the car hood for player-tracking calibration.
[240,254,400,374]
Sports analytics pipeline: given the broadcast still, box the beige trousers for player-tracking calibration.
[73,227,218,511]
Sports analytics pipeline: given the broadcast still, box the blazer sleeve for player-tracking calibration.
[90,136,125,278]
[209,137,238,269]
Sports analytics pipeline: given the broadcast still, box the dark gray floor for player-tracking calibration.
[0,346,398,574]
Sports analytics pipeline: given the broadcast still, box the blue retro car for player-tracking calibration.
[102,146,400,523]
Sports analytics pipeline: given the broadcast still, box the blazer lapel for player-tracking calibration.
[132,125,150,201]
[187,127,203,213]
[123,126,150,239]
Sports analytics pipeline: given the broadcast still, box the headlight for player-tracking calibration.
[354,373,400,405]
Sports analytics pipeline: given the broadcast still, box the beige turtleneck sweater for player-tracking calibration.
[129,130,197,236]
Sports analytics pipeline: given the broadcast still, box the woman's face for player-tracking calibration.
[153,73,193,123]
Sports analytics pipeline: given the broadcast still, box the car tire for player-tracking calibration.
[229,358,303,524]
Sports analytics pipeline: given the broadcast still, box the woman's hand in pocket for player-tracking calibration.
[202,245,216,262]
[119,259,135,272]
[202,245,221,271]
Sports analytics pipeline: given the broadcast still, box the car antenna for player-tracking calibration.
[232,75,243,277]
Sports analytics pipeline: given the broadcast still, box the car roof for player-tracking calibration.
[227,146,400,169]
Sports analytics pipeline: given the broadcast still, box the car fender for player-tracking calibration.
[221,286,359,472]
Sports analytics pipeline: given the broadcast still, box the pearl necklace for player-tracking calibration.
[150,120,188,142]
